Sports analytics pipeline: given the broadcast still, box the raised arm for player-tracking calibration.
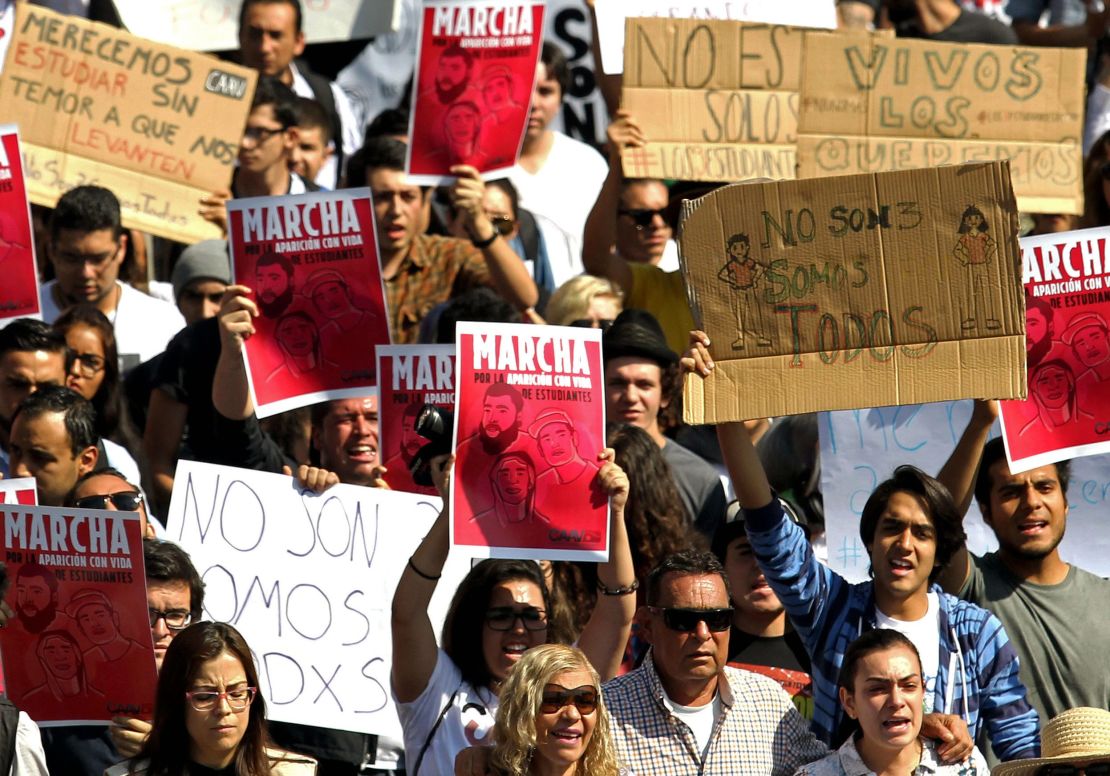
[576,449,636,682]
[212,285,258,421]
[581,112,639,292]
[143,388,187,514]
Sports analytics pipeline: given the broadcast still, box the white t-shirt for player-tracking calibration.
[875,592,941,714]
[40,281,185,371]
[661,687,721,760]
[509,132,609,273]
[396,650,499,776]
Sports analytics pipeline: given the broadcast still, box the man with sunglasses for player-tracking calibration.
[68,468,156,539]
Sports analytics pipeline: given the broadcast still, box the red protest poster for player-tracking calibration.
[0,506,156,725]
[999,227,1110,470]
[377,344,456,495]
[0,477,37,505]
[0,125,40,326]
[451,322,608,561]
[227,188,391,418]
[406,0,545,184]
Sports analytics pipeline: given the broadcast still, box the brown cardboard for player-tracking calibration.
[797,33,1085,214]
[679,161,1027,423]
[0,5,257,243]
[620,17,804,182]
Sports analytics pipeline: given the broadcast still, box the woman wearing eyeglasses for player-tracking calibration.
[392,452,635,775]
[105,622,315,776]
[477,644,620,776]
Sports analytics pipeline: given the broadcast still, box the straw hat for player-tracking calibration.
[994,708,1110,775]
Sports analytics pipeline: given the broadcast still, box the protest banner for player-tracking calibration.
[0,478,37,505]
[619,17,802,183]
[227,188,390,418]
[165,460,469,737]
[0,126,39,327]
[377,344,456,495]
[110,0,402,51]
[0,506,155,725]
[996,227,1110,470]
[0,5,257,244]
[680,161,1027,424]
[819,401,1110,583]
[406,0,545,184]
[451,322,607,560]
[595,0,836,75]
[797,33,1086,215]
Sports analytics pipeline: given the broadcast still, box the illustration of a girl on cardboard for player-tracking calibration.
[953,205,1000,332]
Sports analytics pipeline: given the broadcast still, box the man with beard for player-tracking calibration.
[1026,296,1054,372]
[456,383,534,515]
[254,251,296,318]
[529,409,602,525]
[426,43,480,107]
[381,402,427,492]
[14,563,61,635]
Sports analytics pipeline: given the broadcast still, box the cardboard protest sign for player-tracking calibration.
[595,1,836,75]
[680,162,1027,423]
[619,17,801,183]
[110,0,402,51]
[0,127,39,326]
[0,478,37,505]
[996,228,1110,470]
[0,507,155,725]
[406,0,545,184]
[0,5,257,244]
[166,460,470,737]
[227,188,390,418]
[451,322,608,560]
[377,345,456,495]
[797,33,1086,215]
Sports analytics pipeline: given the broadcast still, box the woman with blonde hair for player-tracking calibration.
[544,276,623,328]
[488,644,620,776]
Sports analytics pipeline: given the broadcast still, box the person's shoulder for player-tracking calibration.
[940,587,1007,632]
[550,132,608,175]
[104,761,146,776]
[416,232,480,261]
[267,746,318,775]
[1068,562,1110,592]
[662,439,718,477]
[722,664,794,703]
[120,283,186,320]
[602,664,651,705]
[790,749,842,776]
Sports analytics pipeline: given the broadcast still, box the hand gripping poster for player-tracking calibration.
[0,126,40,326]
[451,322,608,560]
[0,506,156,725]
[406,0,545,184]
[227,188,391,418]
[999,227,1110,470]
[377,344,456,495]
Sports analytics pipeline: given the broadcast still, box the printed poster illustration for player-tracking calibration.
[377,345,456,495]
[1,507,156,725]
[451,322,608,561]
[406,0,545,184]
[0,478,37,505]
[227,188,391,418]
[1000,227,1110,470]
[0,126,40,326]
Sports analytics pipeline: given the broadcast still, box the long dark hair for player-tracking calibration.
[54,304,122,436]
[138,622,273,776]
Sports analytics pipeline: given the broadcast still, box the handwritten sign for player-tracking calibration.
[0,126,39,326]
[819,401,1110,583]
[0,5,257,244]
[619,17,801,183]
[595,1,836,75]
[0,478,37,505]
[166,460,470,737]
[111,0,402,51]
[680,162,1027,423]
[1,507,155,725]
[797,34,1086,215]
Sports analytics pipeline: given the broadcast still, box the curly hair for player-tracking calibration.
[490,644,620,776]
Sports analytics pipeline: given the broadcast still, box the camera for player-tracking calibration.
[409,404,454,487]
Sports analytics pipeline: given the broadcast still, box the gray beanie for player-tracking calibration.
[171,240,231,300]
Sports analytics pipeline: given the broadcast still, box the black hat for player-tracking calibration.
[602,309,678,366]
[711,498,809,563]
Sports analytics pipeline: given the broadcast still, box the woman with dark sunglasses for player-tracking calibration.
[480,643,621,776]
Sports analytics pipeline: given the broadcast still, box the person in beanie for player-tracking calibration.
[170,241,232,326]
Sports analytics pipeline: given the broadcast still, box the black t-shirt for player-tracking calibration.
[898,9,1019,43]
[727,628,815,720]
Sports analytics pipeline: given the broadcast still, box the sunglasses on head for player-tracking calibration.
[618,207,666,229]
[649,606,733,633]
[484,606,548,631]
[1036,765,1110,776]
[540,685,598,715]
[74,491,144,511]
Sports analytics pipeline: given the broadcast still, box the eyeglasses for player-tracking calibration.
[185,687,257,712]
[53,249,118,268]
[148,608,193,631]
[242,125,284,144]
[71,352,106,378]
[489,215,515,236]
[568,318,613,331]
[618,207,666,230]
[484,606,548,631]
[649,606,733,633]
[540,685,598,715]
[1036,764,1110,776]
[74,491,144,511]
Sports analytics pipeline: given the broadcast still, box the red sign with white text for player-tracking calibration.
[227,188,391,418]
[0,478,37,505]
[0,507,156,725]
[406,0,545,184]
[451,322,608,560]
[999,227,1110,470]
[377,345,456,495]
[0,126,40,326]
